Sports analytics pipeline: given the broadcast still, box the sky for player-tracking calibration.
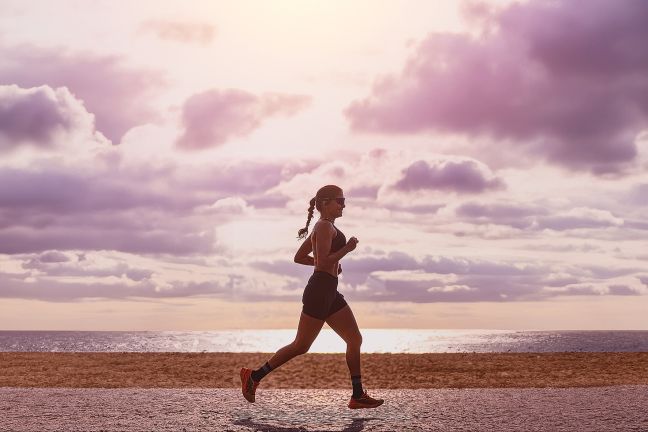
[0,0,647,331]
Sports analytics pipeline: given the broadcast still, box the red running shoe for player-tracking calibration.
[240,367,259,403]
[348,390,384,409]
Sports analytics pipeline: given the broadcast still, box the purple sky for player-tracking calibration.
[0,0,647,330]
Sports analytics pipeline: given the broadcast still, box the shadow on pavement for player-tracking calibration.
[233,416,381,432]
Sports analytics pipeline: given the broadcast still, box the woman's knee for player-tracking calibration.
[291,340,312,355]
[347,332,362,348]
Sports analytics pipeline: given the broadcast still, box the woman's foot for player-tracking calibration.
[240,367,259,402]
[348,390,384,409]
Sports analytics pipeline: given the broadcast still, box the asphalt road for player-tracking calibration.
[2,386,647,431]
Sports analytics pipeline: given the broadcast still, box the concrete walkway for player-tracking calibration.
[2,386,647,431]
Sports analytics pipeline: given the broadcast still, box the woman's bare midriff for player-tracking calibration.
[314,264,338,278]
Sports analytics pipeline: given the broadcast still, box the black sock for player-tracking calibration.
[351,375,363,398]
[251,362,273,382]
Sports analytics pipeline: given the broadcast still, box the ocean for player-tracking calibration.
[1,329,648,353]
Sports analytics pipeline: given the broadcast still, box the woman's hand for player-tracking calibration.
[345,236,359,252]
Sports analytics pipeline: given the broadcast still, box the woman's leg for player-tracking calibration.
[242,312,325,403]
[327,304,386,408]
[266,312,325,370]
[325,305,362,376]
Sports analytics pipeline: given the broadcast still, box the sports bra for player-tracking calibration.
[330,226,347,253]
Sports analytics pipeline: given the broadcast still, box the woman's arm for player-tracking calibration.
[313,221,356,267]
[293,234,347,271]
[294,235,315,266]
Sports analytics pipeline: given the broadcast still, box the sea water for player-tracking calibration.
[1,329,648,353]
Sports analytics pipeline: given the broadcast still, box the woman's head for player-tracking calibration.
[297,185,345,239]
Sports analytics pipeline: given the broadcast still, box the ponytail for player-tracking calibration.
[297,197,316,239]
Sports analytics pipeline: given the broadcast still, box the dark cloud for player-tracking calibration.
[347,185,380,199]
[0,271,234,302]
[624,219,648,231]
[549,285,602,296]
[36,251,70,263]
[4,248,644,302]
[393,159,504,193]
[536,214,621,231]
[345,0,648,174]
[348,270,600,303]
[21,254,153,281]
[0,156,315,255]
[499,0,648,76]
[251,251,642,303]
[456,201,623,232]
[0,225,215,255]
[0,166,194,214]
[456,202,542,229]
[0,85,99,151]
[0,43,164,142]
[456,202,541,219]
[182,161,310,195]
[627,183,648,206]
[176,89,310,149]
[584,266,640,280]
[608,285,640,295]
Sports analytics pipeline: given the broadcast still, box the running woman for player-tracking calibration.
[240,185,384,409]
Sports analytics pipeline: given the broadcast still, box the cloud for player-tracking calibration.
[455,202,624,232]
[456,201,542,229]
[251,251,645,303]
[607,285,640,295]
[345,0,648,174]
[0,163,203,255]
[385,202,445,215]
[0,270,233,302]
[3,242,644,303]
[0,43,164,142]
[246,193,291,209]
[35,250,70,264]
[0,85,104,151]
[181,160,306,195]
[456,202,541,219]
[536,208,624,231]
[21,252,153,281]
[624,219,648,231]
[347,184,380,199]
[627,183,648,206]
[201,197,251,215]
[0,151,316,255]
[0,226,215,256]
[393,158,504,193]
[138,20,216,44]
[0,165,194,215]
[175,89,310,149]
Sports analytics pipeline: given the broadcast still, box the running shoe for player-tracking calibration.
[240,367,259,403]
[348,390,384,409]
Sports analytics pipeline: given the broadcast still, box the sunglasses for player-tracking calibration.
[324,197,346,206]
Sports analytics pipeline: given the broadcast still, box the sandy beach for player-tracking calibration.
[2,352,648,389]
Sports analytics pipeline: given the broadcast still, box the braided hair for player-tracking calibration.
[297,185,342,239]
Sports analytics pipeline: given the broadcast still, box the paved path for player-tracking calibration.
[2,386,647,431]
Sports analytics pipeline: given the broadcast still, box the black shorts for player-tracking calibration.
[301,271,348,320]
